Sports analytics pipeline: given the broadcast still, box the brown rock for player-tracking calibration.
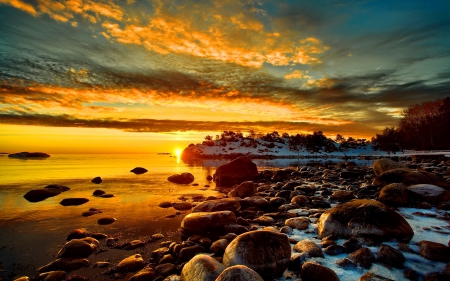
[228,181,257,198]
[406,184,450,204]
[168,173,194,184]
[180,254,225,281]
[192,198,241,213]
[36,271,66,281]
[60,198,89,206]
[37,258,90,273]
[215,265,264,281]
[285,217,310,230]
[418,240,450,262]
[128,266,156,281]
[348,247,375,269]
[172,202,192,210]
[329,190,356,202]
[213,156,258,187]
[301,261,339,281]
[223,230,291,280]
[359,272,394,281]
[56,238,99,259]
[373,158,406,177]
[116,254,146,273]
[377,244,406,268]
[317,199,414,242]
[293,239,324,258]
[181,211,236,237]
[373,168,450,190]
[378,183,409,207]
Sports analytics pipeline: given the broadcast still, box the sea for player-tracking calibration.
[0,153,373,280]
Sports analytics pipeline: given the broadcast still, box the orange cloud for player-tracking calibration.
[0,0,37,16]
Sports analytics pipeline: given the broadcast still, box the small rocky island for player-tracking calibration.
[8,152,50,158]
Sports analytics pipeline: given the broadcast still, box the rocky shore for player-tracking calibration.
[10,156,450,281]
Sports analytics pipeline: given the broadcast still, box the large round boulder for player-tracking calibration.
[168,173,195,184]
[373,168,450,189]
[181,211,236,237]
[180,254,225,281]
[373,159,406,177]
[223,230,291,280]
[228,181,257,198]
[301,262,339,281]
[378,183,409,207]
[406,184,450,204]
[192,198,241,213]
[317,199,414,242]
[116,254,146,273]
[213,156,258,187]
[215,265,264,281]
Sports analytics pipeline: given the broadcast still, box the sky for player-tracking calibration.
[0,0,449,153]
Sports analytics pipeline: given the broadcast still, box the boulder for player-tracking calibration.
[97,217,116,225]
[155,263,177,277]
[168,173,195,184]
[240,196,270,210]
[181,211,236,237]
[301,261,339,281]
[291,195,309,205]
[418,241,450,262]
[348,247,375,268]
[228,181,257,198]
[223,230,291,280]
[378,183,409,207]
[192,198,241,213]
[210,239,229,255]
[66,229,88,241]
[215,265,264,281]
[116,254,146,273]
[406,184,450,204]
[36,271,66,281]
[172,202,192,210]
[37,258,90,273]
[91,177,102,184]
[179,245,206,262]
[293,239,324,258]
[130,167,148,174]
[60,198,89,206]
[56,238,99,259]
[24,188,61,202]
[129,266,157,281]
[359,272,394,281]
[329,191,356,202]
[214,156,258,187]
[373,158,406,177]
[285,217,310,231]
[180,254,225,281]
[317,199,414,242]
[373,168,450,190]
[377,244,405,268]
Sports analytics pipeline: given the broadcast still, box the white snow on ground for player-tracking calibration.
[274,207,449,281]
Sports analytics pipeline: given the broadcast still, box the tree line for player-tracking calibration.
[372,97,450,151]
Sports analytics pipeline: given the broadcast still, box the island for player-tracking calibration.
[8,152,50,158]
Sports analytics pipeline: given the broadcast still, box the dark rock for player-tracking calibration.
[404,269,420,280]
[100,193,114,198]
[214,156,258,187]
[223,230,291,280]
[317,199,414,242]
[178,245,206,262]
[343,237,363,253]
[180,254,225,280]
[269,197,286,208]
[373,158,406,177]
[301,261,339,281]
[228,181,257,198]
[192,198,241,213]
[215,265,264,281]
[56,238,99,259]
[348,247,375,269]
[324,245,346,255]
[378,183,408,207]
[168,173,195,184]
[91,177,102,184]
[116,254,146,273]
[241,196,270,210]
[60,198,89,206]
[8,152,50,158]
[293,239,324,258]
[336,258,357,269]
[424,273,448,281]
[45,185,70,192]
[97,217,116,225]
[181,211,236,237]
[172,202,192,210]
[406,184,450,204]
[224,224,249,235]
[159,201,173,208]
[130,167,148,174]
[129,266,157,281]
[285,217,310,230]
[36,271,66,281]
[66,229,88,241]
[24,188,61,202]
[155,263,177,277]
[329,190,356,202]
[210,239,229,255]
[418,240,450,262]
[207,175,213,181]
[373,168,450,190]
[339,171,362,179]
[93,190,105,196]
[291,195,309,205]
[253,216,275,226]
[359,272,394,281]
[37,258,90,273]
[377,244,406,268]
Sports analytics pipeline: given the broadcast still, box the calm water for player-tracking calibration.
[0,154,370,280]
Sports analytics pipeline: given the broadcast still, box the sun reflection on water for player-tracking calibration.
[174,148,181,163]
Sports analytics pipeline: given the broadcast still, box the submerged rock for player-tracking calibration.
[223,230,291,280]
[213,156,258,187]
[130,167,148,174]
[168,173,195,184]
[317,199,414,242]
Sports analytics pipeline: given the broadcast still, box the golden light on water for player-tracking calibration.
[175,148,182,163]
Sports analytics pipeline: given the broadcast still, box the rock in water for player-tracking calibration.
[180,254,225,281]
[60,198,89,206]
[406,184,450,204]
[418,240,450,262]
[223,230,291,280]
[192,198,241,213]
[372,158,406,177]
[167,173,195,184]
[301,261,339,281]
[181,211,236,237]
[23,188,61,202]
[373,168,450,189]
[97,217,116,225]
[378,183,409,207]
[128,266,156,281]
[91,177,102,184]
[215,265,264,281]
[37,258,90,273]
[130,167,148,174]
[213,156,258,187]
[8,152,50,158]
[317,199,414,242]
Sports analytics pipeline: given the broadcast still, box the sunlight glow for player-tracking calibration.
[175,148,182,163]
